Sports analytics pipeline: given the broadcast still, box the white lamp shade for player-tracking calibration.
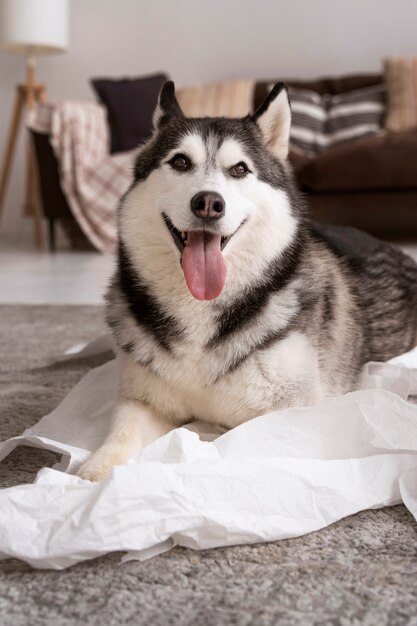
[0,0,69,56]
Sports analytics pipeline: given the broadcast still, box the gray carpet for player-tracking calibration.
[1,305,417,626]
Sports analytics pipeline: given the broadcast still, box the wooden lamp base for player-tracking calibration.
[0,59,48,249]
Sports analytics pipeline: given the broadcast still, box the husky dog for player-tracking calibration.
[78,81,417,481]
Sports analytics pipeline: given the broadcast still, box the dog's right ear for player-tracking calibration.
[153,81,184,129]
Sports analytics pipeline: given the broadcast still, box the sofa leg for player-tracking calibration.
[48,218,56,252]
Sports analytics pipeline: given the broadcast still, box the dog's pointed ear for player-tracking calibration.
[251,82,291,160]
[153,81,184,129]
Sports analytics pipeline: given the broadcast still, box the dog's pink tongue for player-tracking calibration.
[182,231,226,300]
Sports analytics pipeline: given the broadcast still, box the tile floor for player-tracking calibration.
[0,243,416,305]
[0,249,115,304]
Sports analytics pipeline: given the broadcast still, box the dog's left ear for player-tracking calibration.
[251,82,291,160]
[153,81,184,129]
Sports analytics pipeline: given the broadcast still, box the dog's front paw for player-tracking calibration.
[76,456,114,482]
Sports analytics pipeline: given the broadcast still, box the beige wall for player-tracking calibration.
[1,0,417,242]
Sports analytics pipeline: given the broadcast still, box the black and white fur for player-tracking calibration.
[78,81,417,481]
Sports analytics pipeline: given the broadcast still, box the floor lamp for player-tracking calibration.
[0,0,69,248]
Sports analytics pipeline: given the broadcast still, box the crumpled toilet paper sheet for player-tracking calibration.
[1,341,417,570]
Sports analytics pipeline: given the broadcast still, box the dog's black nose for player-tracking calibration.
[190,191,225,220]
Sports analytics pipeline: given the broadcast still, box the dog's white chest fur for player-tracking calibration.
[119,324,320,429]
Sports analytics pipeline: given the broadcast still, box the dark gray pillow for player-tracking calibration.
[91,73,168,153]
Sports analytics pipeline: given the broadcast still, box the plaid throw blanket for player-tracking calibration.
[29,101,135,252]
[28,80,255,252]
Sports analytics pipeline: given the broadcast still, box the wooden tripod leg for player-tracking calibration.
[26,84,47,249]
[27,136,44,249]
[0,88,25,225]
[39,86,47,103]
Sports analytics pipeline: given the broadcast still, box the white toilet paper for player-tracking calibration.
[1,341,417,570]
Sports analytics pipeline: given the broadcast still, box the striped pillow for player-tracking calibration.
[384,57,417,131]
[288,88,325,155]
[287,84,386,156]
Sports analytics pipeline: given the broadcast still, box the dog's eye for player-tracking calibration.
[229,162,249,178]
[169,154,191,172]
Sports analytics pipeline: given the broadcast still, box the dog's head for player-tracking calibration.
[120,81,301,301]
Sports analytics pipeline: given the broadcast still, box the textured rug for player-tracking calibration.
[1,305,417,626]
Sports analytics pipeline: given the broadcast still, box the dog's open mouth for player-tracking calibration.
[162,214,231,254]
[162,213,233,301]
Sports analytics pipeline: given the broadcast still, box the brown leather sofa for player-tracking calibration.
[32,73,417,250]
[255,75,417,239]
[31,131,93,250]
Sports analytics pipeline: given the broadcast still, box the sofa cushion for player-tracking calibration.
[384,57,417,131]
[308,191,417,238]
[298,129,417,192]
[254,74,382,109]
[91,73,167,153]
[288,84,386,156]
[176,79,255,118]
